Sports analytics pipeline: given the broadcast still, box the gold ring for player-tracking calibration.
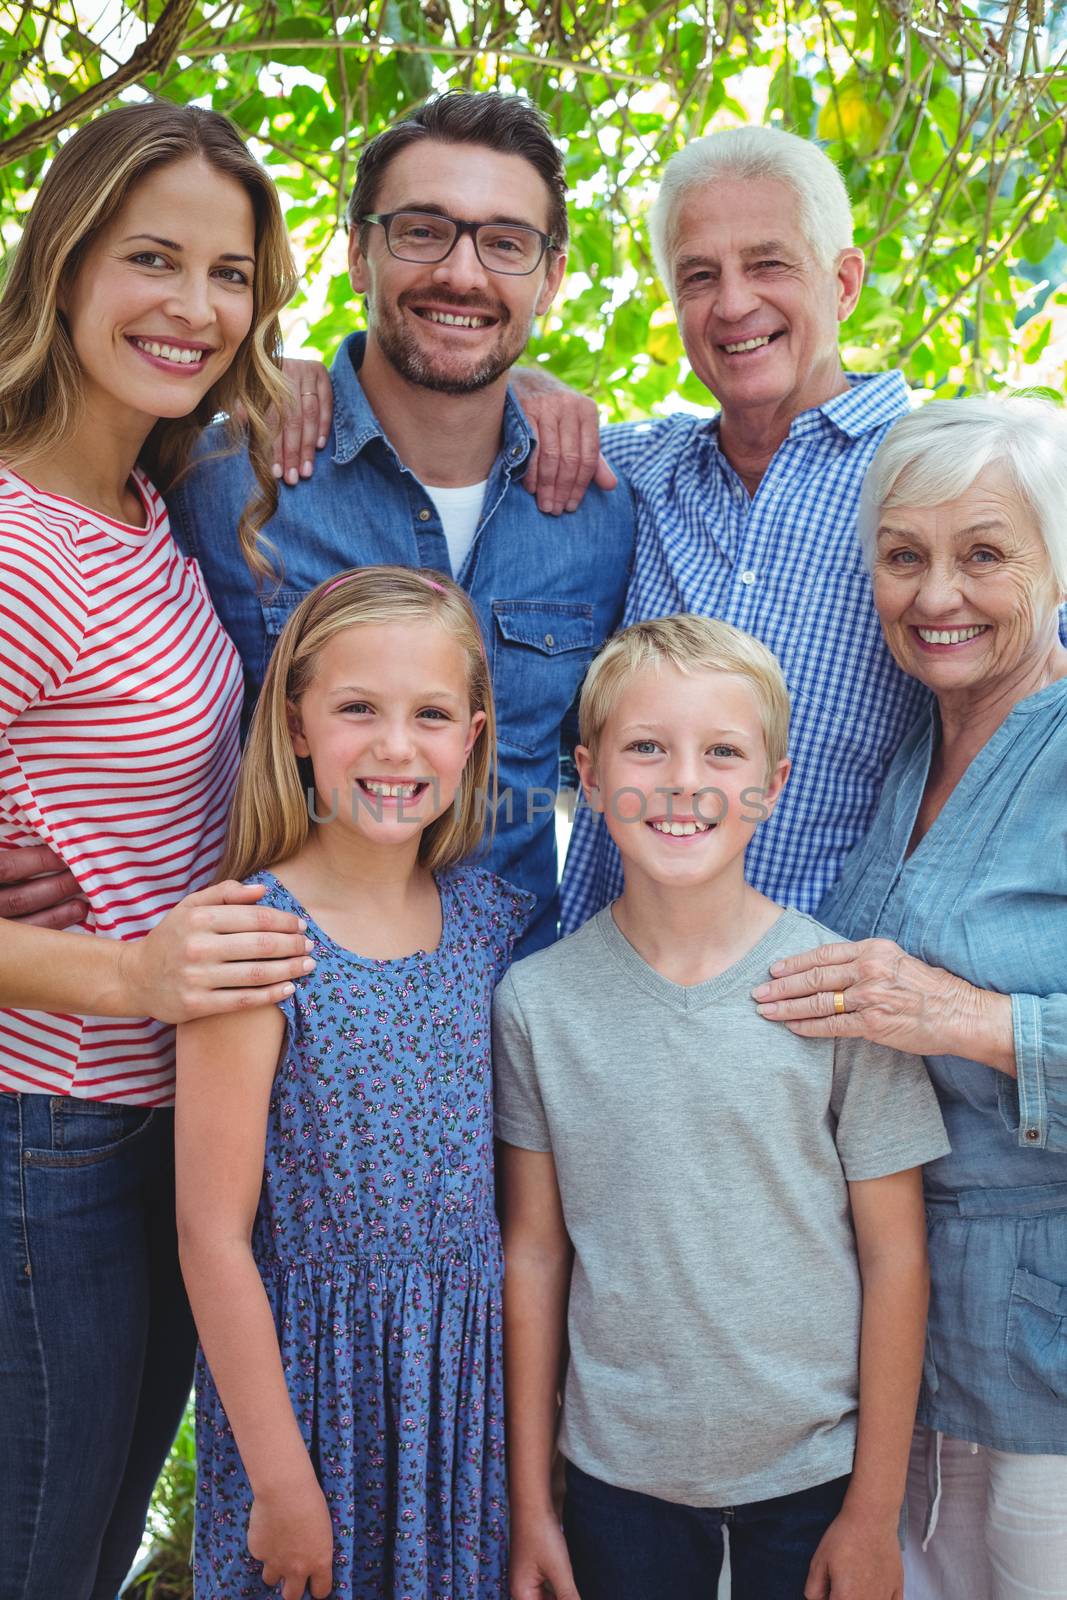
[833,991,847,1015]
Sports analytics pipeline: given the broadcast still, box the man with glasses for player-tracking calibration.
[166,91,634,955]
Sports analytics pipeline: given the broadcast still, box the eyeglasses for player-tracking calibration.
[361,210,558,276]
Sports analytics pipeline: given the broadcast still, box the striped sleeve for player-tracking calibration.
[0,520,88,726]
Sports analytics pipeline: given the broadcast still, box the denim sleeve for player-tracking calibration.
[1011,991,1067,1151]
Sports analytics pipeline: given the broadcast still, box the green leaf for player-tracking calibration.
[0,0,1064,438]
[1019,317,1053,364]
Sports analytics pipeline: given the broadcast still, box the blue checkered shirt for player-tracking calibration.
[559,370,932,931]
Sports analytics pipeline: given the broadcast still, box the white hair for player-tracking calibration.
[858,395,1067,590]
[648,126,854,296]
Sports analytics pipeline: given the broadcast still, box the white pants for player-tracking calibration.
[905,1425,1067,1599]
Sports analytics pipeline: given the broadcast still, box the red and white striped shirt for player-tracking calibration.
[0,466,243,1105]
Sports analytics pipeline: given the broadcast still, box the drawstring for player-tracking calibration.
[920,1432,980,1549]
[921,1430,945,1550]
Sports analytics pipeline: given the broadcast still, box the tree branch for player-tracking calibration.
[179,32,663,87]
[0,0,197,168]
[896,129,1067,360]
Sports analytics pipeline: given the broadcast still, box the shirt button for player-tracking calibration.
[418,508,431,522]
[1024,1127,1041,1142]
[544,633,555,647]
[740,569,757,585]
[511,444,523,460]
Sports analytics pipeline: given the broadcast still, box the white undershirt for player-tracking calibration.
[423,480,488,577]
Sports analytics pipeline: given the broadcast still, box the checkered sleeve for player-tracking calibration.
[559,808,626,933]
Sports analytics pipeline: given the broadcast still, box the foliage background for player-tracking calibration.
[2,0,1066,1588]
[2,0,1067,420]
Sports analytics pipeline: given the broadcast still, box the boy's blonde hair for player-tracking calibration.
[220,566,495,882]
[578,614,790,771]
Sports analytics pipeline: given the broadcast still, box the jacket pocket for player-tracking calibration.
[259,588,312,677]
[491,601,595,758]
[1006,1266,1067,1399]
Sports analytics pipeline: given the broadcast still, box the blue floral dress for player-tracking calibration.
[193,865,532,1600]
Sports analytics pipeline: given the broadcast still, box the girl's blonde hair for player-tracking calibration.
[221,566,496,882]
[579,613,790,773]
[0,101,298,580]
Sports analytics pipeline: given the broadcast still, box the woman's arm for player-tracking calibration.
[0,880,313,1021]
[753,938,1015,1074]
[176,1006,333,1600]
[804,1166,928,1600]
[500,1140,581,1600]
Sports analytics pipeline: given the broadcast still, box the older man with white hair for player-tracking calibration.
[523,126,933,929]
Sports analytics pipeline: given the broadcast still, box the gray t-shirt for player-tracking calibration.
[492,904,950,1507]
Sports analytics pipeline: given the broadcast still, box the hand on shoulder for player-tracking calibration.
[509,366,617,515]
[265,356,334,486]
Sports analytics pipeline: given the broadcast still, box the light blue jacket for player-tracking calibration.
[821,677,1067,1452]
[168,333,635,956]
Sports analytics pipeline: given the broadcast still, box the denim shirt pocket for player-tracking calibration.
[260,589,312,677]
[1006,1265,1067,1399]
[491,601,595,758]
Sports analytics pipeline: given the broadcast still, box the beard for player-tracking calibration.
[369,289,531,395]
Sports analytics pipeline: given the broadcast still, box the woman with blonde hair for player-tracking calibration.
[0,101,315,1597]
[176,566,528,1599]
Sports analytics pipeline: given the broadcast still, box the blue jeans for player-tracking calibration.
[0,1093,195,1600]
[563,1459,851,1600]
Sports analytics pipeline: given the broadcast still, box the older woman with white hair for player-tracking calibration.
[754,394,1067,1598]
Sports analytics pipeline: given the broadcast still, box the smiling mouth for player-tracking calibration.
[647,818,715,837]
[720,332,785,355]
[129,337,213,367]
[913,625,990,646]
[413,308,497,330]
[357,778,428,801]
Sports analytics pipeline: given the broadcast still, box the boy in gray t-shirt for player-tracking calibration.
[494,616,949,1600]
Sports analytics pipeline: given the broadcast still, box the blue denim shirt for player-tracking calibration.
[168,333,635,955]
[820,678,1067,1453]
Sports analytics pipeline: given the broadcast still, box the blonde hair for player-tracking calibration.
[0,101,298,581]
[221,566,496,882]
[578,614,790,772]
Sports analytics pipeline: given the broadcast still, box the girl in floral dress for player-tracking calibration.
[175,567,530,1600]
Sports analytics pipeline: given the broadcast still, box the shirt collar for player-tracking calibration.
[813,369,910,438]
[327,331,385,463]
[327,329,535,471]
[698,368,910,453]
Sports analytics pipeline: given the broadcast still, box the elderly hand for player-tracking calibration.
[752,937,1015,1071]
[509,367,617,515]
